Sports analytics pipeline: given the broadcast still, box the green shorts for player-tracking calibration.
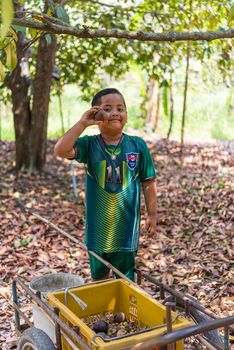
[88,251,137,281]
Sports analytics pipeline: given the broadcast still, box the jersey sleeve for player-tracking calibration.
[74,135,89,163]
[138,138,157,182]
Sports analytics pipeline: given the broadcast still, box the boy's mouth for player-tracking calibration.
[109,118,121,122]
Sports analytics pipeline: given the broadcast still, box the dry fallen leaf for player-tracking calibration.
[0,139,233,349]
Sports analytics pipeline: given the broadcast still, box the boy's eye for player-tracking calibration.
[104,108,111,112]
[118,108,124,112]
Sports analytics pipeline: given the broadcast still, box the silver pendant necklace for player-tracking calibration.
[100,134,123,160]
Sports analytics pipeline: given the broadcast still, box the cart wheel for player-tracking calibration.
[190,308,224,348]
[17,327,56,350]
[164,295,224,348]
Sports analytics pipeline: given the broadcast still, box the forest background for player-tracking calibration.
[1,0,234,159]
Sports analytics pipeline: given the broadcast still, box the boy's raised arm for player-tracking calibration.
[142,179,158,238]
[54,106,103,159]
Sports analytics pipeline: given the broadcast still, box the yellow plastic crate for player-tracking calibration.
[48,279,192,350]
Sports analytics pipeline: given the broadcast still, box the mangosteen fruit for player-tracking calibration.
[109,315,115,324]
[94,110,105,121]
[114,312,126,323]
[92,319,108,333]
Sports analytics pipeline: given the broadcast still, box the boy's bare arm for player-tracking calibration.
[54,106,103,159]
[142,179,158,237]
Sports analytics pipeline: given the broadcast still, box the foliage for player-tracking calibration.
[0,0,234,141]
[0,0,14,39]
[0,0,234,88]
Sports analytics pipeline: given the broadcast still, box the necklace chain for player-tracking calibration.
[100,134,123,160]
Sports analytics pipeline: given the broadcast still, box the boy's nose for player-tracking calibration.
[111,110,119,117]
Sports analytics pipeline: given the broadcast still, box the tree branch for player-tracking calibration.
[7,16,234,42]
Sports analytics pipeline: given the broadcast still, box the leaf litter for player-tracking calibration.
[0,138,233,349]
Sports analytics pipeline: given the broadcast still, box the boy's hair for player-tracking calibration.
[91,88,126,107]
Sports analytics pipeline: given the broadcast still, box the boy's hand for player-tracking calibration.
[80,107,105,127]
[146,214,159,239]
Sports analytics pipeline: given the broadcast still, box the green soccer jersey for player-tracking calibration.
[74,133,156,253]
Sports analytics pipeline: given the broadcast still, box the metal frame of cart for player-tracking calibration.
[13,272,234,350]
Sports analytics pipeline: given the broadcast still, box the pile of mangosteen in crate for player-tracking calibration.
[85,311,147,339]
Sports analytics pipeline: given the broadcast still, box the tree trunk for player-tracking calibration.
[145,76,158,130]
[4,5,31,171]
[5,2,58,173]
[5,10,58,173]
[181,42,190,145]
[154,89,161,132]
[167,74,174,139]
[181,0,193,146]
[29,34,57,172]
[57,81,65,136]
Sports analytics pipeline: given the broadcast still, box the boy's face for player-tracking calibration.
[98,93,127,134]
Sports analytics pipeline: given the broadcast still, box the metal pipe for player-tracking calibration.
[54,307,62,350]
[15,277,92,350]
[61,330,81,350]
[160,284,165,299]
[12,280,21,330]
[224,327,230,350]
[36,290,41,299]
[166,303,173,333]
[130,315,234,350]
[64,288,87,310]
[12,302,33,328]
[138,270,234,331]
[136,269,142,285]
[70,162,78,198]
[165,303,175,350]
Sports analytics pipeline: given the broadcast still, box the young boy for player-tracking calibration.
[54,88,157,281]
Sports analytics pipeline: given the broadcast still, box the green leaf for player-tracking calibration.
[48,0,55,13]
[5,41,17,70]
[45,33,52,45]
[9,27,18,42]
[0,60,5,81]
[29,28,37,38]
[1,0,14,39]
[56,5,70,24]
[228,3,234,23]
[12,24,26,33]
[13,235,32,249]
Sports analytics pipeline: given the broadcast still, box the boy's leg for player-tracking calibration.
[88,252,110,280]
[110,251,137,281]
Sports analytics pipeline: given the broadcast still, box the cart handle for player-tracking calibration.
[64,288,87,310]
[130,315,234,350]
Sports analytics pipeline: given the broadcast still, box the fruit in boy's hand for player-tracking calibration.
[114,312,126,323]
[94,110,105,121]
[92,319,108,333]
